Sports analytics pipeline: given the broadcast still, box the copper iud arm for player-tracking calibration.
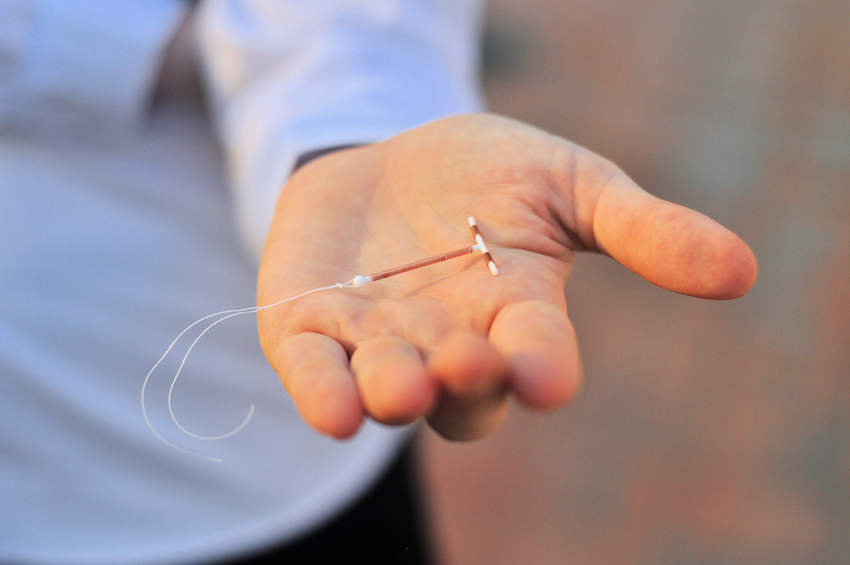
[468,216,499,276]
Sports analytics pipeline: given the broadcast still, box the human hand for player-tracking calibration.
[257,114,757,441]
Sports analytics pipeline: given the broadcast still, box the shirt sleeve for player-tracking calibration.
[0,0,186,138]
[195,0,486,260]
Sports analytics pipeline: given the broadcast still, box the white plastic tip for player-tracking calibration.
[352,275,372,287]
[488,261,499,276]
[467,216,476,227]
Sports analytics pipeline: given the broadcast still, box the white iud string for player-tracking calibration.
[142,216,498,462]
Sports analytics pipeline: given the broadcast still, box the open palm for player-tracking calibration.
[257,115,757,440]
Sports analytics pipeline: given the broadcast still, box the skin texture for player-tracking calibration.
[257,114,758,441]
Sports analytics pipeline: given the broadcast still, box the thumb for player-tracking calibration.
[567,149,757,299]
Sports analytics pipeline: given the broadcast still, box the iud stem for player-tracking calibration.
[367,245,476,282]
[349,216,498,288]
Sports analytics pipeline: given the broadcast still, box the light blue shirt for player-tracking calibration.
[0,1,483,563]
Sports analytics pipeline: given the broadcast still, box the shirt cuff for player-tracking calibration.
[292,144,363,173]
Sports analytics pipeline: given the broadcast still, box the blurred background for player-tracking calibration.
[419,1,850,564]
